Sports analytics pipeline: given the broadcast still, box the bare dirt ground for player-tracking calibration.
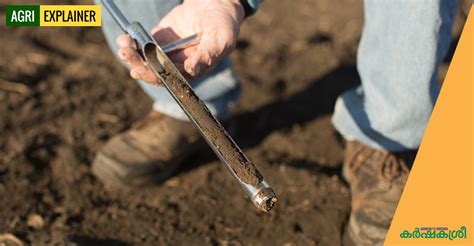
[0,0,466,245]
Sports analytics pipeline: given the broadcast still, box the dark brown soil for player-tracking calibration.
[0,0,463,245]
[153,56,262,187]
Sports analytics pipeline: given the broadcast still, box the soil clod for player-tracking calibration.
[26,213,45,230]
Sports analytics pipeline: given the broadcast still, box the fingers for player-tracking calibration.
[183,30,233,77]
[130,65,160,84]
[117,34,135,48]
[184,48,209,77]
[116,34,161,84]
[115,26,234,81]
[118,47,143,67]
[117,34,142,67]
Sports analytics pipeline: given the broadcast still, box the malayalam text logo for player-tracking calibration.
[400,226,467,240]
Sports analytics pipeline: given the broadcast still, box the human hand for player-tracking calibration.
[117,0,245,84]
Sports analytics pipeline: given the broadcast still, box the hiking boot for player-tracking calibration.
[92,110,203,188]
[342,141,416,246]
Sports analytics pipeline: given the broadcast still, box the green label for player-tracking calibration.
[6,5,40,26]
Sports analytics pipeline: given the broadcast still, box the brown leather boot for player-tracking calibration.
[342,141,416,246]
[92,110,203,188]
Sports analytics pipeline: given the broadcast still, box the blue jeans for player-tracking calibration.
[96,0,241,121]
[98,0,457,152]
[332,0,457,151]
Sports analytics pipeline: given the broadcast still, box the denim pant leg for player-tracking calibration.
[96,0,241,121]
[332,0,457,152]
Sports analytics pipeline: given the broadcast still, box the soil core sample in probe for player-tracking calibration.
[155,59,263,186]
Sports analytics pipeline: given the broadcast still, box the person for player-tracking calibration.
[92,0,457,245]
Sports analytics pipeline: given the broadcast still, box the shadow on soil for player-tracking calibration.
[177,64,359,177]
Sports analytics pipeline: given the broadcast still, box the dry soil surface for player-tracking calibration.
[0,0,465,245]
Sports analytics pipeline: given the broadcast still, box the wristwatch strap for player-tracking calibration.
[239,0,260,17]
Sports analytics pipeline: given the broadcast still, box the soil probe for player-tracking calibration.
[102,0,277,212]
